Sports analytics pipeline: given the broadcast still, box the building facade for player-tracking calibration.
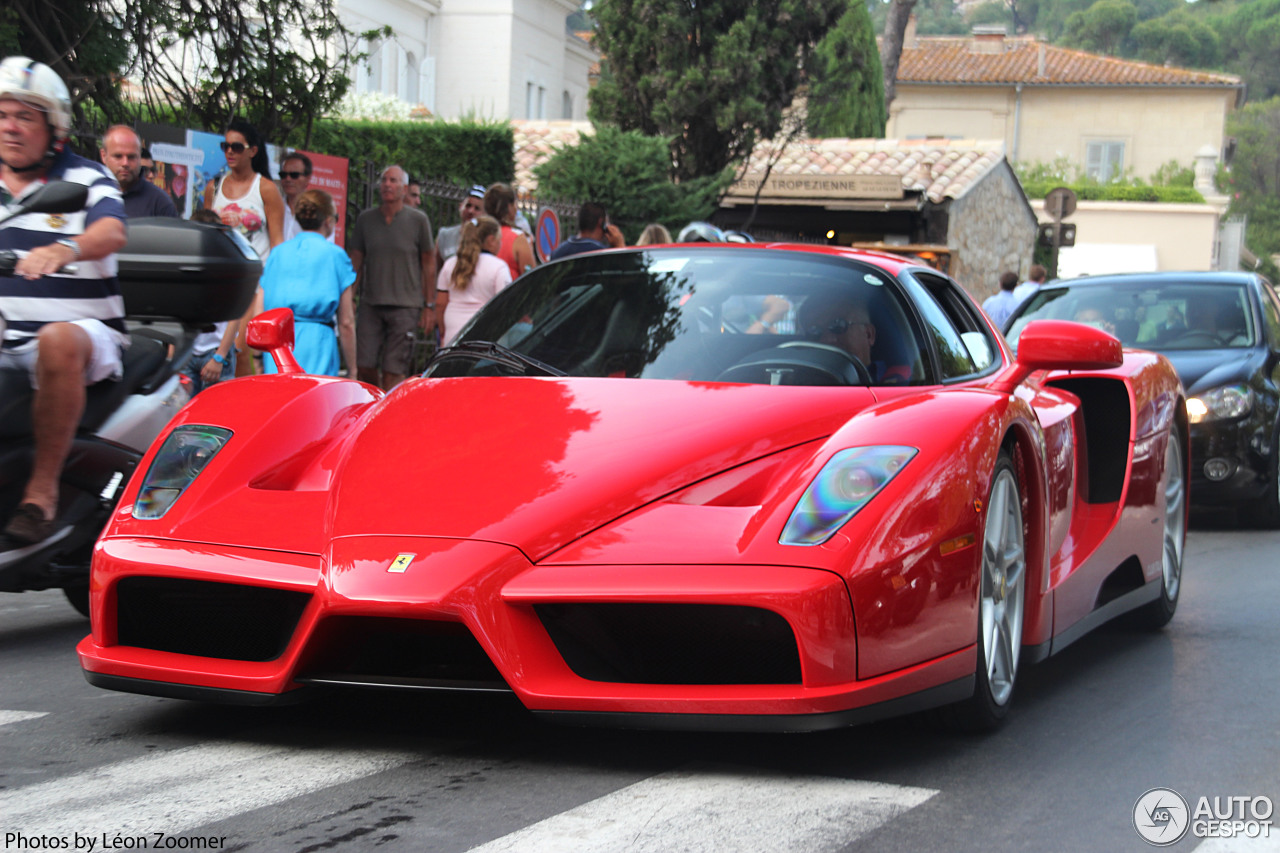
[887,28,1244,182]
[346,0,596,120]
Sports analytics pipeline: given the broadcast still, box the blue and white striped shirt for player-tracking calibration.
[0,150,128,353]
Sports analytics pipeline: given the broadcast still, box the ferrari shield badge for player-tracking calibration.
[387,553,415,573]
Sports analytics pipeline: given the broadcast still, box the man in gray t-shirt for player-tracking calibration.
[349,164,436,390]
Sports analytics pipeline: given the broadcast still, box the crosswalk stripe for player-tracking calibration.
[0,710,47,727]
[465,765,938,853]
[0,740,415,839]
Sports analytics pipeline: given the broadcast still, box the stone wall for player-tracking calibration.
[946,161,1037,300]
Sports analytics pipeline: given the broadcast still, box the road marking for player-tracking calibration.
[0,710,47,727]
[466,765,938,853]
[0,740,415,839]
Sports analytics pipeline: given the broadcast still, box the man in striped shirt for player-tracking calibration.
[0,57,128,545]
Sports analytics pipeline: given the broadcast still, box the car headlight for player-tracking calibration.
[780,446,917,546]
[133,425,233,519]
[1186,385,1253,424]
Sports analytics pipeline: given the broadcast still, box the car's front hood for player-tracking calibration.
[1160,348,1256,395]
[329,377,875,560]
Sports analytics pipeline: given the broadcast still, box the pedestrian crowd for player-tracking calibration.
[0,55,693,542]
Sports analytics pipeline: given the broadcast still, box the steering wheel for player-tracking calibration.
[714,341,873,386]
[1165,329,1227,347]
[776,342,873,385]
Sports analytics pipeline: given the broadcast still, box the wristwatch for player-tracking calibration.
[211,353,229,366]
[55,238,81,259]
[425,302,437,309]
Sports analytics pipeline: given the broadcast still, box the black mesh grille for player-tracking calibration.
[535,603,802,684]
[296,616,508,687]
[116,577,310,662]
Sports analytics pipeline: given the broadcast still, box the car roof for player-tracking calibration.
[628,242,932,278]
[1045,271,1263,289]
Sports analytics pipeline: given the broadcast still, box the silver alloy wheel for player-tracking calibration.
[981,466,1026,707]
[1162,431,1186,600]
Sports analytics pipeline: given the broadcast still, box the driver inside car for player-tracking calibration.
[800,293,911,384]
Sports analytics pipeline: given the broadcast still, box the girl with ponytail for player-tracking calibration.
[435,215,511,346]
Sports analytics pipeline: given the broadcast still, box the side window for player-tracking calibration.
[901,272,993,380]
[1261,282,1280,350]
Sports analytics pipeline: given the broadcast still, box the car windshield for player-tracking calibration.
[424,247,932,386]
[1007,281,1256,352]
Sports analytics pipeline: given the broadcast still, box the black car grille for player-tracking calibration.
[295,616,509,690]
[116,577,310,662]
[535,603,802,685]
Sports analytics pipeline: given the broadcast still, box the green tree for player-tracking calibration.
[1131,10,1221,68]
[1063,0,1139,55]
[968,2,1016,30]
[123,0,385,145]
[1222,97,1280,257]
[807,2,886,138]
[1216,0,1280,100]
[533,126,730,241]
[589,0,844,181]
[0,1,132,130]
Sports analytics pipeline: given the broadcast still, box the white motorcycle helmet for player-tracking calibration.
[677,221,726,243]
[0,57,73,162]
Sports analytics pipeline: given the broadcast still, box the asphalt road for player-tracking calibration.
[1,518,1277,853]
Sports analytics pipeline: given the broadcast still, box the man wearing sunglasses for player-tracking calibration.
[99,125,177,219]
[279,151,332,242]
[798,292,912,385]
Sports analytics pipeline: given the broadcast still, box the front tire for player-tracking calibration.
[939,450,1026,732]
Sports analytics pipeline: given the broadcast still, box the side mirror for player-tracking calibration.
[0,181,88,225]
[992,320,1123,393]
[246,307,303,375]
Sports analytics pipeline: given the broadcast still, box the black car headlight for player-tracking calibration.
[133,425,233,519]
[1186,385,1253,424]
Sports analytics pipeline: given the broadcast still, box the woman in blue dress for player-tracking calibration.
[251,189,356,375]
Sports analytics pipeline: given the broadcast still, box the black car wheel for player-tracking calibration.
[1242,424,1280,529]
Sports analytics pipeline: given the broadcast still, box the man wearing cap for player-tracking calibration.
[99,125,177,219]
[435,183,487,269]
[0,57,129,544]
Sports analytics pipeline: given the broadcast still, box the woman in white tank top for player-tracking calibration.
[203,120,284,260]
[203,120,285,376]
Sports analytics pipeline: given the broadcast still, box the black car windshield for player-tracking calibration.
[1007,281,1257,352]
[424,247,932,386]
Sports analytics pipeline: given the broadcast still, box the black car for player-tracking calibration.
[1006,271,1280,526]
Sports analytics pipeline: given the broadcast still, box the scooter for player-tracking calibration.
[0,181,260,615]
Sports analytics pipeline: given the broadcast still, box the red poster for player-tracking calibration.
[299,150,350,248]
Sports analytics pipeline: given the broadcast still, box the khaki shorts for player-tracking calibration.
[356,304,419,375]
[0,319,126,388]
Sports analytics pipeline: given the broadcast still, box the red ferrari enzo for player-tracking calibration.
[78,245,1187,732]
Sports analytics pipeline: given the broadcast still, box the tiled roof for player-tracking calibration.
[737,137,1008,204]
[897,36,1242,88]
[513,123,1007,203]
[512,120,592,191]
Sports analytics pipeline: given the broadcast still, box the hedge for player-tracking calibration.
[1020,182,1205,204]
[306,119,515,187]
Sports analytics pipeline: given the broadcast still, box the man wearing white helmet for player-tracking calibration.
[0,56,129,545]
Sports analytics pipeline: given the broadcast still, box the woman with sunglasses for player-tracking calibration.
[202,120,284,261]
[203,120,285,375]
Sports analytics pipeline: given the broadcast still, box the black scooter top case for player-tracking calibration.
[117,218,262,323]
